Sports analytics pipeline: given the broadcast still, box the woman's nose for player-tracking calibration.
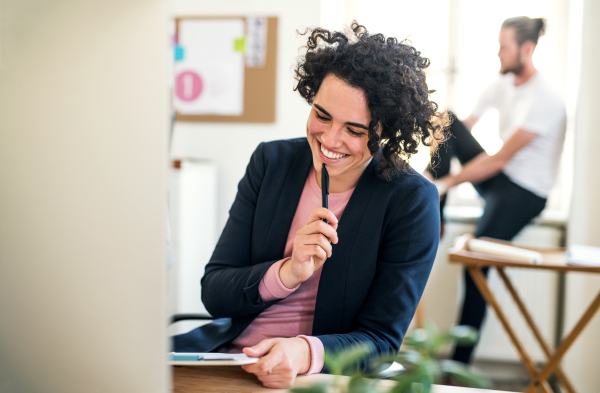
[322,124,343,147]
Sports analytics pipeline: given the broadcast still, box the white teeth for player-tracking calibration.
[321,143,346,159]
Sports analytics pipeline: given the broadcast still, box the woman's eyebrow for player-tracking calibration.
[314,103,369,130]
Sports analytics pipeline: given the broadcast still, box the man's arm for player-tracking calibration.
[461,115,479,131]
[439,128,538,190]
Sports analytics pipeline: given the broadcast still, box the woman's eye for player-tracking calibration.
[347,128,364,137]
[316,113,329,121]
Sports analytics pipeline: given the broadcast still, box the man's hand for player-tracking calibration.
[434,178,450,197]
[241,337,311,389]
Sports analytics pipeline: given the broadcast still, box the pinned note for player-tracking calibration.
[246,17,267,68]
[234,37,246,53]
[174,45,185,61]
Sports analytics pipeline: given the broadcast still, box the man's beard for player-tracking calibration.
[500,53,525,76]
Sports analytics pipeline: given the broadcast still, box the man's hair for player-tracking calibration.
[502,16,546,46]
[294,22,448,181]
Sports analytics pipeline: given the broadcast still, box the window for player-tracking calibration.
[321,0,571,215]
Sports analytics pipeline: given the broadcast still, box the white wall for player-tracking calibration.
[169,0,321,233]
[563,0,600,390]
[0,1,168,393]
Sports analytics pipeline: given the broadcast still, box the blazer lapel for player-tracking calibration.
[312,158,380,336]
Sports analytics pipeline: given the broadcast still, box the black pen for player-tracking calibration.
[321,163,329,224]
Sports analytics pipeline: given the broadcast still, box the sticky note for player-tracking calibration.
[174,45,185,61]
[234,37,246,53]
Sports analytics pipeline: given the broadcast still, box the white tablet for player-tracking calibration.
[169,352,259,366]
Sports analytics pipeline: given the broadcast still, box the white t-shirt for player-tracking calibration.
[470,72,566,198]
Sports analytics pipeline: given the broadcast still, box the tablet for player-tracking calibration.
[169,352,259,366]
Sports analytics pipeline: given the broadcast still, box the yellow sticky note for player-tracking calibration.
[234,37,246,53]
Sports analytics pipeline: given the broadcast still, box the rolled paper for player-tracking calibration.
[468,238,543,264]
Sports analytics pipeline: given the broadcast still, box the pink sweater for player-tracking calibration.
[222,166,354,374]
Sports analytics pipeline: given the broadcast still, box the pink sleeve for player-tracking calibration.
[258,258,299,302]
[298,335,325,375]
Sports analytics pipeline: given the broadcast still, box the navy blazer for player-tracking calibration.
[173,138,439,369]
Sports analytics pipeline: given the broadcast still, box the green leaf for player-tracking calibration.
[395,351,422,367]
[390,370,423,393]
[424,321,439,338]
[448,326,479,346]
[289,382,329,393]
[403,329,428,351]
[347,374,369,393]
[323,351,343,376]
[441,360,492,389]
[323,343,373,376]
[339,344,374,374]
[421,359,441,385]
[366,356,400,379]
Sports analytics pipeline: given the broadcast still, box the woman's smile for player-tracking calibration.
[318,141,348,161]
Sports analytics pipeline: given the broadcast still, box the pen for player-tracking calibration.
[322,163,329,224]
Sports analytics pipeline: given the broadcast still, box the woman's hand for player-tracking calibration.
[280,208,338,288]
[241,337,311,389]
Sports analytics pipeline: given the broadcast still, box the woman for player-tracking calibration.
[173,23,447,388]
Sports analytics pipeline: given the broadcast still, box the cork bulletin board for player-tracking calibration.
[173,16,278,123]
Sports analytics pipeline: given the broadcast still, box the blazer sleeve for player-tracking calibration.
[316,181,440,372]
[201,142,281,318]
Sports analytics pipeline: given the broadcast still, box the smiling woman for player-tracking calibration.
[172,22,448,389]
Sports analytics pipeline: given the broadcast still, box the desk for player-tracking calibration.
[449,236,600,393]
[172,366,513,393]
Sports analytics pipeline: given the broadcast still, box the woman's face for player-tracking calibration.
[306,74,374,190]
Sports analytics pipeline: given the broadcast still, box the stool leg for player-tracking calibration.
[415,299,425,329]
[526,289,600,391]
[467,267,552,393]
[497,268,577,393]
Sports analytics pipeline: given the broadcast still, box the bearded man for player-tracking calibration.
[427,16,566,364]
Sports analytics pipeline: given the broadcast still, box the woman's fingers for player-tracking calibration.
[306,207,338,229]
[252,352,282,377]
[286,208,339,285]
[298,219,338,244]
[294,243,327,264]
[303,234,333,258]
[243,339,275,358]
[242,338,304,389]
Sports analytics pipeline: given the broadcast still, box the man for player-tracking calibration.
[428,16,566,364]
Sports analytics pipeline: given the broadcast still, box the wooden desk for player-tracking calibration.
[172,366,513,393]
[449,235,600,393]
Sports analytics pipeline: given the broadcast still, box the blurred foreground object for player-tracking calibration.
[289,323,491,393]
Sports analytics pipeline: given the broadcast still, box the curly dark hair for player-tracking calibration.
[294,22,449,180]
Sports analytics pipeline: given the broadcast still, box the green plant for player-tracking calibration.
[290,323,491,393]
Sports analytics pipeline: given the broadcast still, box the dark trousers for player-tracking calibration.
[428,115,547,364]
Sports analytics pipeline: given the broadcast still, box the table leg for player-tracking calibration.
[496,268,577,393]
[525,289,600,392]
[466,267,552,393]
